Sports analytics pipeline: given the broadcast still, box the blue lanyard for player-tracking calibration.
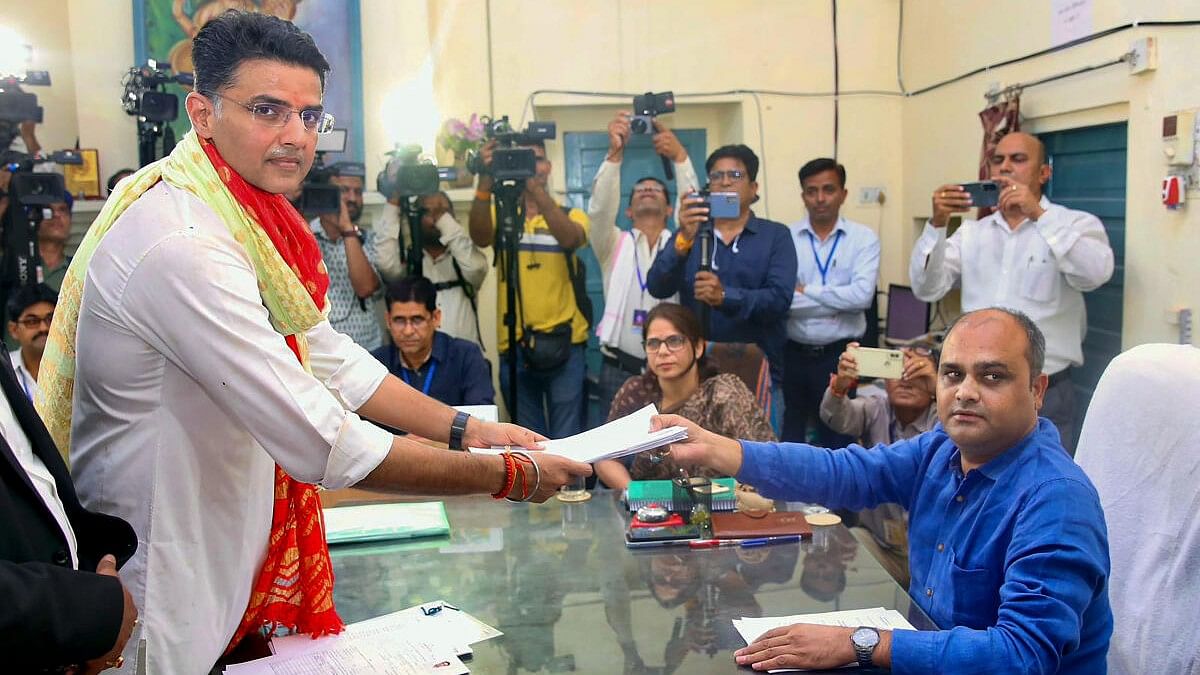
[632,231,667,294]
[401,361,437,396]
[806,229,844,284]
[18,369,31,401]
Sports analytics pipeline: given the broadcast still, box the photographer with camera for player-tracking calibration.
[588,110,699,413]
[646,144,796,431]
[908,132,1113,451]
[374,190,488,348]
[38,191,73,293]
[468,136,590,438]
[308,161,384,351]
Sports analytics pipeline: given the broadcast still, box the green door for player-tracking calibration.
[1038,122,1126,441]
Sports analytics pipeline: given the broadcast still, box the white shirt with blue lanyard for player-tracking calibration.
[9,349,39,402]
[786,216,881,345]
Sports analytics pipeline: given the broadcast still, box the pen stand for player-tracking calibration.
[673,476,713,532]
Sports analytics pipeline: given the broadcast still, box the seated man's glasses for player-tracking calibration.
[16,313,53,329]
[391,316,430,330]
[707,170,746,183]
[645,335,687,353]
[203,92,336,134]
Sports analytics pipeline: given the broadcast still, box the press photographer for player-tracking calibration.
[466,117,591,437]
[0,69,49,156]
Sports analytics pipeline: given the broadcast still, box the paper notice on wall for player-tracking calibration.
[1052,0,1093,46]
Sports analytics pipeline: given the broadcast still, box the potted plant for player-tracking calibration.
[437,114,485,188]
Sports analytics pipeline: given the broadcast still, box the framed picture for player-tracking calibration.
[131,0,365,166]
[63,149,102,199]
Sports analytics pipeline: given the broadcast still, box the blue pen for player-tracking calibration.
[739,535,802,548]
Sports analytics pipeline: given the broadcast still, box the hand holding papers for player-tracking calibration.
[469,404,687,464]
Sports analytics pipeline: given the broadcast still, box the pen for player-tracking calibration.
[739,535,802,548]
[688,539,742,549]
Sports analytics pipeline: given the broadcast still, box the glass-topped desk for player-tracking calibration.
[324,491,935,674]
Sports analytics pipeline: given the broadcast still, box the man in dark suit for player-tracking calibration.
[0,339,139,672]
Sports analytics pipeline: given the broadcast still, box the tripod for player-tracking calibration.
[0,194,45,320]
[696,216,715,338]
[492,178,527,421]
[398,196,426,278]
[137,119,175,167]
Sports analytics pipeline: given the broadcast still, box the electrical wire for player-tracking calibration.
[832,0,840,159]
[896,0,908,94]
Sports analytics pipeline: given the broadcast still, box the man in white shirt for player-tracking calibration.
[38,12,591,673]
[589,111,698,411]
[909,132,1114,450]
[374,191,488,347]
[784,158,880,445]
[308,162,384,350]
[6,283,56,402]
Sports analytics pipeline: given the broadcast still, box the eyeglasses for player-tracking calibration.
[390,315,430,330]
[16,313,53,329]
[204,91,336,134]
[707,170,747,183]
[645,335,688,353]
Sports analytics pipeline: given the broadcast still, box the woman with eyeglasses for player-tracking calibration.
[596,303,775,489]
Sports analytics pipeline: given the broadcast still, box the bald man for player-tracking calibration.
[909,132,1114,451]
[654,308,1112,673]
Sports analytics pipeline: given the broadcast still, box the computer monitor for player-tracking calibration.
[885,284,930,342]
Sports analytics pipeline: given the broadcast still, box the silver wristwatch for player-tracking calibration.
[850,626,880,667]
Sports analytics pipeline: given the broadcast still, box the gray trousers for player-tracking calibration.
[1041,372,1078,455]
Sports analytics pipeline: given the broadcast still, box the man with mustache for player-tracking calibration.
[37,11,591,672]
[308,161,384,350]
[819,341,938,587]
[654,307,1111,673]
[7,283,56,402]
[910,132,1114,452]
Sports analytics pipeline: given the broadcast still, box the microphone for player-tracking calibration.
[699,225,712,272]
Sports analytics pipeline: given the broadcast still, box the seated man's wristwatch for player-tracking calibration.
[850,626,880,667]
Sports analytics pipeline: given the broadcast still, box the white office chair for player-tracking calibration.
[1075,344,1200,675]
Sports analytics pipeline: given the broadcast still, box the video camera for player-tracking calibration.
[121,60,193,123]
[631,91,675,135]
[1,149,82,205]
[294,129,355,218]
[0,71,51,150]
[465,115,556,182]
[376,145,457,200]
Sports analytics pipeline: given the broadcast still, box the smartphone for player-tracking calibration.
[850,346,904,379]
[958,180,1000,208]
[705,191,740,219]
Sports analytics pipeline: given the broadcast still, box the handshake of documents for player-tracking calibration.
[469,404,688,464]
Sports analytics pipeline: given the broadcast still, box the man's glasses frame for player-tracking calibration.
[203,91,336,134]
[15,313,53,329]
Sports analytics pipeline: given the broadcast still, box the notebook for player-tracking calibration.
[624,477,738,512]
[323,501,450,545]
[710,511,813,539]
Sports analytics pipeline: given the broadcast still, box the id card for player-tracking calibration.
[632,309,648,330]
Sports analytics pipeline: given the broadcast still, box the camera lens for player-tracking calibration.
[630,117,648,134]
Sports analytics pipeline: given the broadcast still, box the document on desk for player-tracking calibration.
[733,607,916,673]
[323,501,450,545]
[226,602,501,675]
[469,404,687,463]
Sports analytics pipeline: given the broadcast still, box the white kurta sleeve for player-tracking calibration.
[908,221,961,303]
[116,230,392,489]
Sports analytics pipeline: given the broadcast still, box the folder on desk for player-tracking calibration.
[625,477,737,512]
[710,511,812,539]
[323,501,450,545]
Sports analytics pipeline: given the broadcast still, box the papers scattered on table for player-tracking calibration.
[323,501,450,545]
[225,601,501,675]
[469,404,687,463]
[733,607,916,673]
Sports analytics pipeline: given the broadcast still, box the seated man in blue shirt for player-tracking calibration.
[646,144,796,430]
[654,307,1111,674]
[371,276,495,407]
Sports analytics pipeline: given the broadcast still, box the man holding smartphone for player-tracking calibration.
[646,145,796,429]
[908,132,1113,451]
[784,158,880,445]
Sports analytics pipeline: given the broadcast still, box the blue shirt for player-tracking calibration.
[739,419,1111,675]
[371,331,495,407]
[646,214,796,383]
[787,216,880,345]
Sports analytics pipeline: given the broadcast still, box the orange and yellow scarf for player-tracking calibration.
[36,130,344,652]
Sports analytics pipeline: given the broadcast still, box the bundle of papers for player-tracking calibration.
[225,601,502,675]
[469,404,687,464]
[323,501,450,545]
[733,607,916,673]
